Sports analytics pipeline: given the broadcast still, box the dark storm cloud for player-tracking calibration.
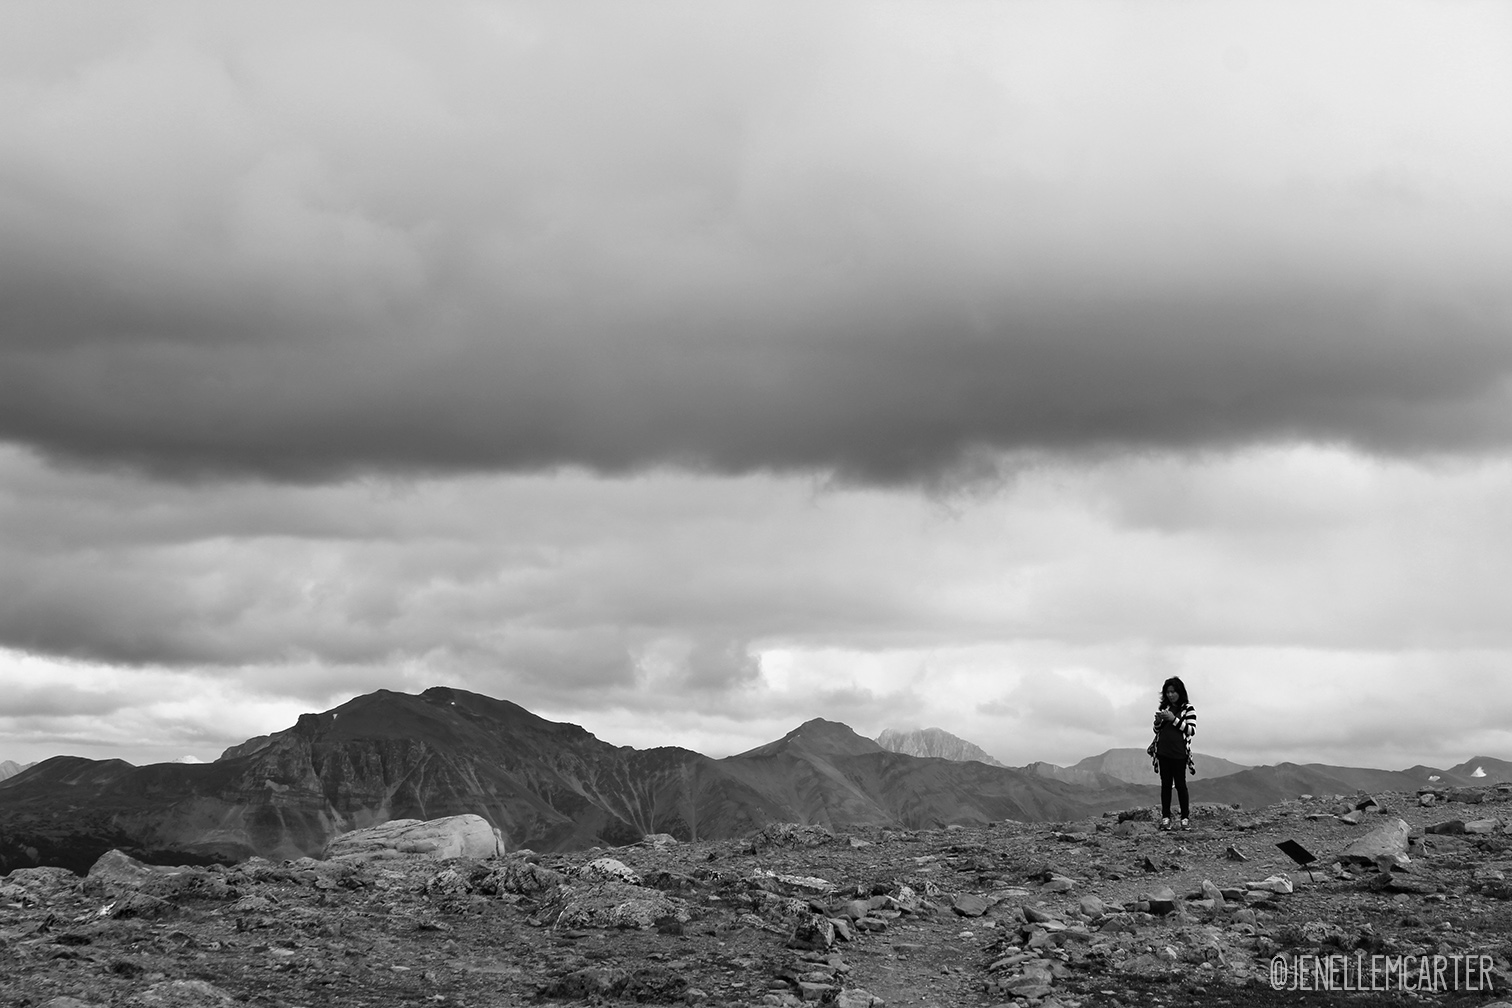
[2,4,1509,484]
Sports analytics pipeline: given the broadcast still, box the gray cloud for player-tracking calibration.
[2,685,126,719]
[2,5,1509,485]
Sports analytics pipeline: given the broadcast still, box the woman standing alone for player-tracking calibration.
[1151,677,1197,830]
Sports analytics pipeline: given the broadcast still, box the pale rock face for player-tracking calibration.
[323,814,504,861]
[1339,817,1411,864]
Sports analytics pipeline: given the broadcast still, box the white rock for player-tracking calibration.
[323,814,504,861]
[1243,874,1294,894]
[578,858,642,884]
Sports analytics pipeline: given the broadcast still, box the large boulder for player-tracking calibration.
[324,814,504,861]
[1339,818,1411,865]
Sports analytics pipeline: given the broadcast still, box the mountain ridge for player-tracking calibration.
[0,687,1146,873]
[4,688,1509,875]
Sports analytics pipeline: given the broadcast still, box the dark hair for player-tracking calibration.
[1159,676,1189,710]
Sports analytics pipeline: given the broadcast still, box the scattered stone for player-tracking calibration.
[786,913,837,952]
[952,893,990,917]
[1464,819,1500,834]
[1336,810,1362,825]
[1419,793,1437,806]
[1144,886,1178,915]
[1223,846,1248,861]
[1426,820,1467,835]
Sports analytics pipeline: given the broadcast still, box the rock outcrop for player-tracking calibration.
[324,814,505,861]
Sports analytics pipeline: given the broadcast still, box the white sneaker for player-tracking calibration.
[1180,818,1190,831]
[1159,817,1171,831]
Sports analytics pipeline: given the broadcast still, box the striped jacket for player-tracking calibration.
[1148,703,1196,774]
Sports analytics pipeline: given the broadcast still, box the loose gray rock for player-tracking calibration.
[952,893,989,917]
[1145,886,1177,915]
[578,858,641,885]
[1340,818,1410,864]
[786,912,837,951]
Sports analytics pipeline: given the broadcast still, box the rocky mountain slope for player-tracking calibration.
[0,688,1152,874]
[3,784,1510,1007]
[875,727,1006,767]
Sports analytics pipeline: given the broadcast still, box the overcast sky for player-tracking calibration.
[3,2,1511,773]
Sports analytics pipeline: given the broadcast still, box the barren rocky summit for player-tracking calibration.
[4,786,1512,1008]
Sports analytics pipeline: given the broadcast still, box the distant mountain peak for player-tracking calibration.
[0,759,38,782]
[736,718,885,759]
[875,727,1005,767]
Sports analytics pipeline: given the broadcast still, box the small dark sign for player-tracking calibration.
[1275,839,1318,880]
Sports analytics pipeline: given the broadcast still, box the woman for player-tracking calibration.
[1149,676,1197,830]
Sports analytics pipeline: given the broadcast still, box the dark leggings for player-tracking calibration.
[1158,756,1189,819]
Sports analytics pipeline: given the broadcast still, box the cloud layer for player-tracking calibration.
[2,3,1510,482]
[4,444,1512,768]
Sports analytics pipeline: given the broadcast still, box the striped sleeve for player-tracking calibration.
[1180,705,1197,749]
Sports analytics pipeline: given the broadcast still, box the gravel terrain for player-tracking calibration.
[3,786,1511,1008]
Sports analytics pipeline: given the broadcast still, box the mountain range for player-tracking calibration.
[0,687,1151,873]
[2,686,1508,874]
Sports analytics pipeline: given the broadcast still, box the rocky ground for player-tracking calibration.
[3,785,1512,1008]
